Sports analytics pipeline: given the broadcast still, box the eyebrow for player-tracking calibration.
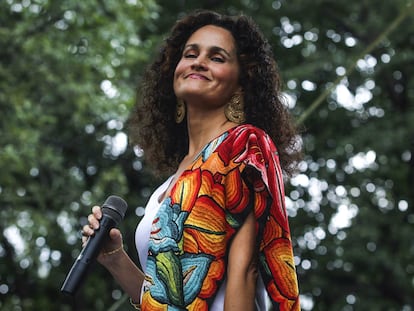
[183,43,233,58]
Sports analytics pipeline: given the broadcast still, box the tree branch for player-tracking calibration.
[296,3,414,126]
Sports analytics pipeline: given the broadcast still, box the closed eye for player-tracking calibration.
[211,56,225,63]
[184,53,197,59]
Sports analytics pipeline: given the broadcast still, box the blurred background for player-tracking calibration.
[1,0,413,310]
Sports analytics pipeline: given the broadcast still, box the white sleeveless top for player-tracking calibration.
[135,176,270,310]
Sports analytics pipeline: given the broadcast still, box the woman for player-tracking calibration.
[82,10,301,310]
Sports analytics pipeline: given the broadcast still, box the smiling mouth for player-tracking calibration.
[186,73,209,80]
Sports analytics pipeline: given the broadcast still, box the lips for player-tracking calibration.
[185,73,210,80]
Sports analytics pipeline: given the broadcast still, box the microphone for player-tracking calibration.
[61,195,128,296]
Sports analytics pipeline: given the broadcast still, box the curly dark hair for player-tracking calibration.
[129,10,301,176]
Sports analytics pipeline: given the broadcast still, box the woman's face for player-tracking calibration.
[173,25,240,108]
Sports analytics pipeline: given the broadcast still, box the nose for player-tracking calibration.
[191,57,207,71]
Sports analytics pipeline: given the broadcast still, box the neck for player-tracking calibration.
[185,112,236,157]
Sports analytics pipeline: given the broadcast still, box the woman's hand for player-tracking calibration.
[81,205,124,266]
[81,205,145,304]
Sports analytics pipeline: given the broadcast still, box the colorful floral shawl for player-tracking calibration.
[141,124,300,310]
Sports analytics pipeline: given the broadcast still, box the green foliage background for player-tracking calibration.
[1,0,413,310]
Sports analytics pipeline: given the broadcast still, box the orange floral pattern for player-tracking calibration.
[141,124,299,310]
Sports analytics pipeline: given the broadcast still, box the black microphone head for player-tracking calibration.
[101,195,128,224]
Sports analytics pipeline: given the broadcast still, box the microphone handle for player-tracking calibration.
[61,216,116,295]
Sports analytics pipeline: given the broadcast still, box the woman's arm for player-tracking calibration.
[99,229,144,303]
[224,211,258,311]
[102,239,145,304]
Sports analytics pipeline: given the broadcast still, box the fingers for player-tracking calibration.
[81,205,102,245]
[108,228,122,242]
[92,205,102,219]
[81,224,92,245]
[87,213,99,230]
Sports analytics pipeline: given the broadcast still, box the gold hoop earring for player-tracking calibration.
[225,92,245,124]
[175,99,185,124]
